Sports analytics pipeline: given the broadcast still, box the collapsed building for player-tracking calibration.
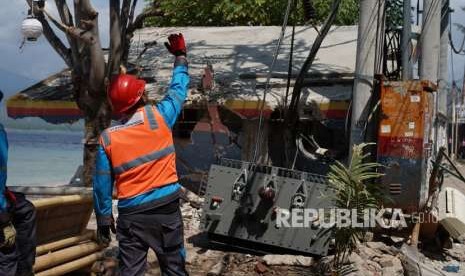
[7,26,357,192]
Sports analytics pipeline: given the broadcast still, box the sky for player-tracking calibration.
[0,1,464,95]
[0,0,144,95]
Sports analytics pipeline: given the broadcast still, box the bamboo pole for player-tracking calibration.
[34,241,102,272]
[31,195,93,211]
[35,252,103,276]
[8,186,92,196]
[36,231,95,256]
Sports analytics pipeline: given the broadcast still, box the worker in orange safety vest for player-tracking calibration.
[93,34,189,276]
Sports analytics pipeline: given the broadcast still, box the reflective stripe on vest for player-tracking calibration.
[113,145,175,174]
[100,105,178,199]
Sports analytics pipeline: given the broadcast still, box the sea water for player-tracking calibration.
[6,129,83,186]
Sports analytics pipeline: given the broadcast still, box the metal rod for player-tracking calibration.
[402,0,413,80]
[252,0,293,164]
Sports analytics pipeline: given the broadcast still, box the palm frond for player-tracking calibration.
[326,143,386,270]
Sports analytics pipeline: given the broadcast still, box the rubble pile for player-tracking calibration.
[92,191,465,275]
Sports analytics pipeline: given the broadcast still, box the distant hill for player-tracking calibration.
[0,68,37,97]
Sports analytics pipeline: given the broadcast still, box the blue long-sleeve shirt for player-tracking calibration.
[93,61,189,225]
[0,124,8,213]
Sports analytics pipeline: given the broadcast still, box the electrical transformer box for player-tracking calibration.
[377,80,435,211]
[201,159,334,256]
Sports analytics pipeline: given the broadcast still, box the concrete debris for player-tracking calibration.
[381,257,403,276]
[254,262,268,274]
[357,245,382,260]
[346,252,382,276]
[457,234,465,244]
[262,255,313,267]
[445,243,465,262]
[389,236,406,244]
[207,261,225,276]
[87,191,465,275]
[366,241,398,255]
[399,244,444,276]
[180,187,205,209]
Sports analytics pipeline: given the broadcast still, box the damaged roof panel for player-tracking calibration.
[7,26,357,124]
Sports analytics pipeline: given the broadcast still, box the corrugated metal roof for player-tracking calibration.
[7,26,357,123]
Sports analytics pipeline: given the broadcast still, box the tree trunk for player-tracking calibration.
[25,0,161,187]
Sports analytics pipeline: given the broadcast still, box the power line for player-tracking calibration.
[251,0,293,164]
[449,11,465,54]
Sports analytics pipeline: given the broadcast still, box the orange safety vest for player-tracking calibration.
[100,105,178,199]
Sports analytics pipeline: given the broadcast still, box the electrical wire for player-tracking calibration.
[449,12,465,54]
[251,0,294,164]
[283,20,296,115]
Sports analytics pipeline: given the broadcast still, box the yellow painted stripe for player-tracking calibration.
[224,99,271,110]
[319,101,350,111]
[7,98,78,109]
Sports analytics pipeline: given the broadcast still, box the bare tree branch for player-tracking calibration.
[80,0,98,19]
[108,0,123,77]
[40,8,69,32]
[25,0,72,67]
[128,0,139,26]
[55,0,74,26]
[41,8,96,45]
[120,0,131,37]
[41,18,73,67]
[121,5,163,63]
[55,0,82,69]
[128,8,164,33]
[73,0,82,27]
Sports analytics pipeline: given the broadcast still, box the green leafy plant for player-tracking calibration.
[144,0,359,26]
[385,0,403,31]
[326,143,384,271]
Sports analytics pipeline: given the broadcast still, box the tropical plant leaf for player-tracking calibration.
[326,143,386,270]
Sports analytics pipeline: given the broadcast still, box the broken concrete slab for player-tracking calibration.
[400,244,444,276]
[262,254,314,267]
[357,245,382,260]
[254,262,268,274]
[445,243,465,262]
[366,241,398,255]
[345,252,382,276]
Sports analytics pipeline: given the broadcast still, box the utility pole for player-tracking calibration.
[438,0,450,154]
[402,0,413,80]
[350,0,385,150]
[452,82,457,158]
[420,0,441,152]
[417,0,441,207]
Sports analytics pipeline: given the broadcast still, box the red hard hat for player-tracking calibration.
[108,74,146,114]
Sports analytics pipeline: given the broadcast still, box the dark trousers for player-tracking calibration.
[117,200,188,276]
[0,192,37,276]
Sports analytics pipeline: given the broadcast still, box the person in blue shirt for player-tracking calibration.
[0,91,37,276]
[93,34,189,276]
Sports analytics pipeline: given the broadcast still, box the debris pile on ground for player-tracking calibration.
[90,191,465,275]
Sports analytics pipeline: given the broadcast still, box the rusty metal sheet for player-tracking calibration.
[377,80,434,211]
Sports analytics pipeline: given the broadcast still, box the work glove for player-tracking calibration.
[164,33,187,57]
[96,217,116,246]
[0,222,16,249]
